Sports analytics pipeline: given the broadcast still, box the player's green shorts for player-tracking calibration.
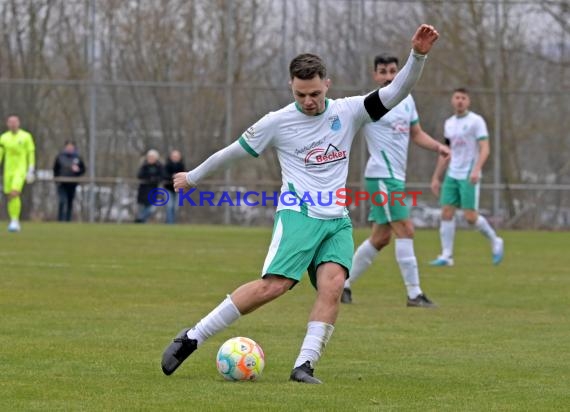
[366,177,410,224]
[3,172,26,194]
[262,209,353,289]
[440,174,479,210]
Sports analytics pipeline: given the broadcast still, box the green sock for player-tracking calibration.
[8,196,21,220]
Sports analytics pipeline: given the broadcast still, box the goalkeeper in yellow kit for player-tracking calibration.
[0,115,36,232]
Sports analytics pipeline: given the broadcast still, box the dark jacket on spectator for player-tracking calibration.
[137,161,164,205]
[163,159,186,192]
[53,151,86,187]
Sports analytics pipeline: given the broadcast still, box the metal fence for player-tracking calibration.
[3,177,568,230]
[0,0,568,228]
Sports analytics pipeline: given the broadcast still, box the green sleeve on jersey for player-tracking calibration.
[476,135,489,141]
[410,118,420,126]
[238,135,259,158]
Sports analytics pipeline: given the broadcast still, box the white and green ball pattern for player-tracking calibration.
[216,337,265,381]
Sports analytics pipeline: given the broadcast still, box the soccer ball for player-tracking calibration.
[216,337,265,381]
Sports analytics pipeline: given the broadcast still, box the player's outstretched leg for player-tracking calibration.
[390,221,436,307]
[7,194,22,232]
[492,237,504,265]
[162,276,292,376]
[430,218,455,266]
[395,238,437,308]
[342,224,390,304]
[290,263,344,384]
[289,321,334,384]
[473,214,504,265]
[161,296,239,375]
[342,239,379,304]
[161,328,198,376]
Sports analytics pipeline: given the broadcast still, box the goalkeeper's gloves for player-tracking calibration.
[26,167,36,184]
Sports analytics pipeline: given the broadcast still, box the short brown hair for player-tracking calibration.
[289,53,327,80]
[453,87,469,95]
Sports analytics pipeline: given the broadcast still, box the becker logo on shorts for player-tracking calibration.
[304,144,347,167]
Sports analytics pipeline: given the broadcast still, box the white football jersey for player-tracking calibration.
[362,95,418,181]
[238,97,371,219]
[444,111,489,179]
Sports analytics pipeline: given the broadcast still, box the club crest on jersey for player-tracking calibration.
[329,115,341,131]
[304,144,347,167]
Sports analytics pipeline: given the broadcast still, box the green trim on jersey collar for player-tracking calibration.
[294,98,329,116]
[455,110,470,119]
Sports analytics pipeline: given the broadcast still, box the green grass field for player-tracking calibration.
[1,223,568,411]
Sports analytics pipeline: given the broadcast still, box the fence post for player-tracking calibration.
[223,0,235,225]
[87,0,97,223]
[493,0,503,223]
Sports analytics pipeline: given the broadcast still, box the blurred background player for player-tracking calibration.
[430,88,504,266]
[341,54,449,307]
[53,141,86,222]
[0,115,35,232]
[163,149,185,224]
[161,24,439,384]
[135,149,163,223]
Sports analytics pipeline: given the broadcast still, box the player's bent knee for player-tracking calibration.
[441,209,455,220]
[403,226,415,238]
[370,231,391,249]
[317,264,346,298]
[463,210,478,224]
[260,275,293,299]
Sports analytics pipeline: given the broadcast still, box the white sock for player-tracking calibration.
[345,239,379,289]
[440,219,455,259]
[187,295,241,345]
[294,321,335,368]
[395,238,422,299]
[474,215,497,244]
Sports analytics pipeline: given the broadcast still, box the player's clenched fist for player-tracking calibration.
[173,172,194,191]
[412,24,439,55]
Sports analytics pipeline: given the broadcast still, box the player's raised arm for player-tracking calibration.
[174,113,277,191]
[172,141,248,191]
[364,25,439,121]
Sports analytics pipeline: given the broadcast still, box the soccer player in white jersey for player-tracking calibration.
[430,88,504,266]
[161,25,439,384]
[341,54,450,307]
